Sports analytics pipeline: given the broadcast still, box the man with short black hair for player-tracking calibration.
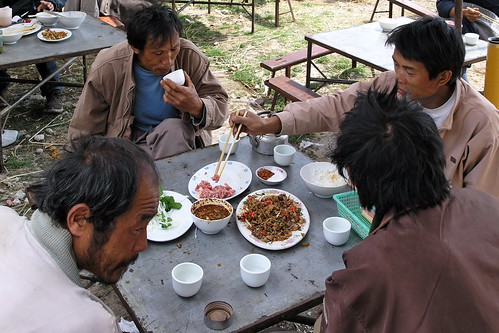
[0,135,160,332]
[317,88,499,332]
[68,4,228,159]
[230,17,499,197]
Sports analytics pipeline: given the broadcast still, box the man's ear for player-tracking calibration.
[437,70,453,87]
[67,203,92,236]
[130,45,140,55]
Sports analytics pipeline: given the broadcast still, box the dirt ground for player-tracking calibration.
[0,0,488,331]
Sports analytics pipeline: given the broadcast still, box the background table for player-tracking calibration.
[0,15,126,170]
[305,19,488,88]
[115,137,360,333]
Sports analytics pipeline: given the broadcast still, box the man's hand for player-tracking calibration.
[463,7,481,22]
[229,110,282,136]
[37,1,55,12]
[160,72,204,119]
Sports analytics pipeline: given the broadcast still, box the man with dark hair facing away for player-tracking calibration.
[315,89,499,332]
[0,135,160,332]
[230,17,499,198]
[68,4,228,159]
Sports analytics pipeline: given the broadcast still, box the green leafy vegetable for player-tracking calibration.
[155,193,182,230]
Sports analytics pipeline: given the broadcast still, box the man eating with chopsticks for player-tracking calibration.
[230,17,499,198]
[68,5,228,159]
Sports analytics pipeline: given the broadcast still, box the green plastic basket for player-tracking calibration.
[333,191,371,239]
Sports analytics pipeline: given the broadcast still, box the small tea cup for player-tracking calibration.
[218,133,240,154]
[163,69,185,86]
[464,33,479,46]
[240,254,271,288]
[171,262,203,297]
[323,217,351,246]
[273,144,296,166]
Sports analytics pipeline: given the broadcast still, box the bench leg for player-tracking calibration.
[270,91,280,111]
[287,0,295,21]
[370,0,381,21]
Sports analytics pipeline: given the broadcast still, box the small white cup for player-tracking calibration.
[163,69,185,86]
[323,217,351,246]
[218,133,240,154]
[0,6,12,27]
[171,262,203,297]
[273,144,296,166]
[240,254,271,288]
[464,33,479,46]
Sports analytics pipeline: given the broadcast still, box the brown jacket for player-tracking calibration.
[68,39,228,147]
[276,71,499,197]
[321,188,499,332]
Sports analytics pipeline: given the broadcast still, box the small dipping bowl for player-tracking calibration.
[255,166,287,185]
[204,301,234,330]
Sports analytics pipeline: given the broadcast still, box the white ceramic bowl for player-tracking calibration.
[378,18,398,32]
[323,217,351,246]
[218,133,240,155]
[240,254,271,288]
[191,198,233,234]
[58,11,86,29]
[171,262,203,297]
[300,162,347,198]
[255,166,287,185]
[36,12,58,26]
[2,29,23,44]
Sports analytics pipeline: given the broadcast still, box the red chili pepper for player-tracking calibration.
[289,205,297,211]
[265,199,273,205]
[251,211,256,219]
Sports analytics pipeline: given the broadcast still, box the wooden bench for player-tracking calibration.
[260,46,333,78]
[370,0,437,21]
[264,76,320,111]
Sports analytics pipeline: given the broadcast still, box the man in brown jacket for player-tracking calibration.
[230,17,499,197]
[68,5,228,159]
[318,88,499,332]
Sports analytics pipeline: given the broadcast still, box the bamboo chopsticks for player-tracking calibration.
[480,12,499,26]
[213,110,248,180]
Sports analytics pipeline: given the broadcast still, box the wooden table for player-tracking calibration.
[305,19,488,88]
[115,137,360,333]
[0,15,126,169]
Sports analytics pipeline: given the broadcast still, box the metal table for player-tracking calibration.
[305,19,488,88]
[115,137,360,333]
[0,15,126,169]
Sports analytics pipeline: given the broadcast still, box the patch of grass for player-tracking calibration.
[288,133,317,144]
[230,64,262,90]
[4,156,34,170]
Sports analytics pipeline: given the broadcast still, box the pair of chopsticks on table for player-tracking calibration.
[213,110,248,180]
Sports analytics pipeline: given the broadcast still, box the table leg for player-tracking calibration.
[0,57,79,172]
[306,41,313,88]
[275,0,280,27]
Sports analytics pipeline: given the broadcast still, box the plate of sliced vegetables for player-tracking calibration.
[147,190,193,242]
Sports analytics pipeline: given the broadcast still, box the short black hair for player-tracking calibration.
[34,136,159,233]
[330,88,450,232]
[126,4,183,50]
[386,17,464,86]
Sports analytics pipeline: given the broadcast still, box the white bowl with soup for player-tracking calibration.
[191,198,233,234]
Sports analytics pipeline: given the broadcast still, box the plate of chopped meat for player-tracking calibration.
[37,28,71,42]
[147,190,193,242]
[236,189,310,250]
[188,161,252,200]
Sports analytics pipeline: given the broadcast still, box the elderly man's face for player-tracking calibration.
[392,49,450,109]
[77,173,159,284]
[132,33,181,77]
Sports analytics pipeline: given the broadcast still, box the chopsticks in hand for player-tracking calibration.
[480,12,499,25]
[213,109,248,181]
